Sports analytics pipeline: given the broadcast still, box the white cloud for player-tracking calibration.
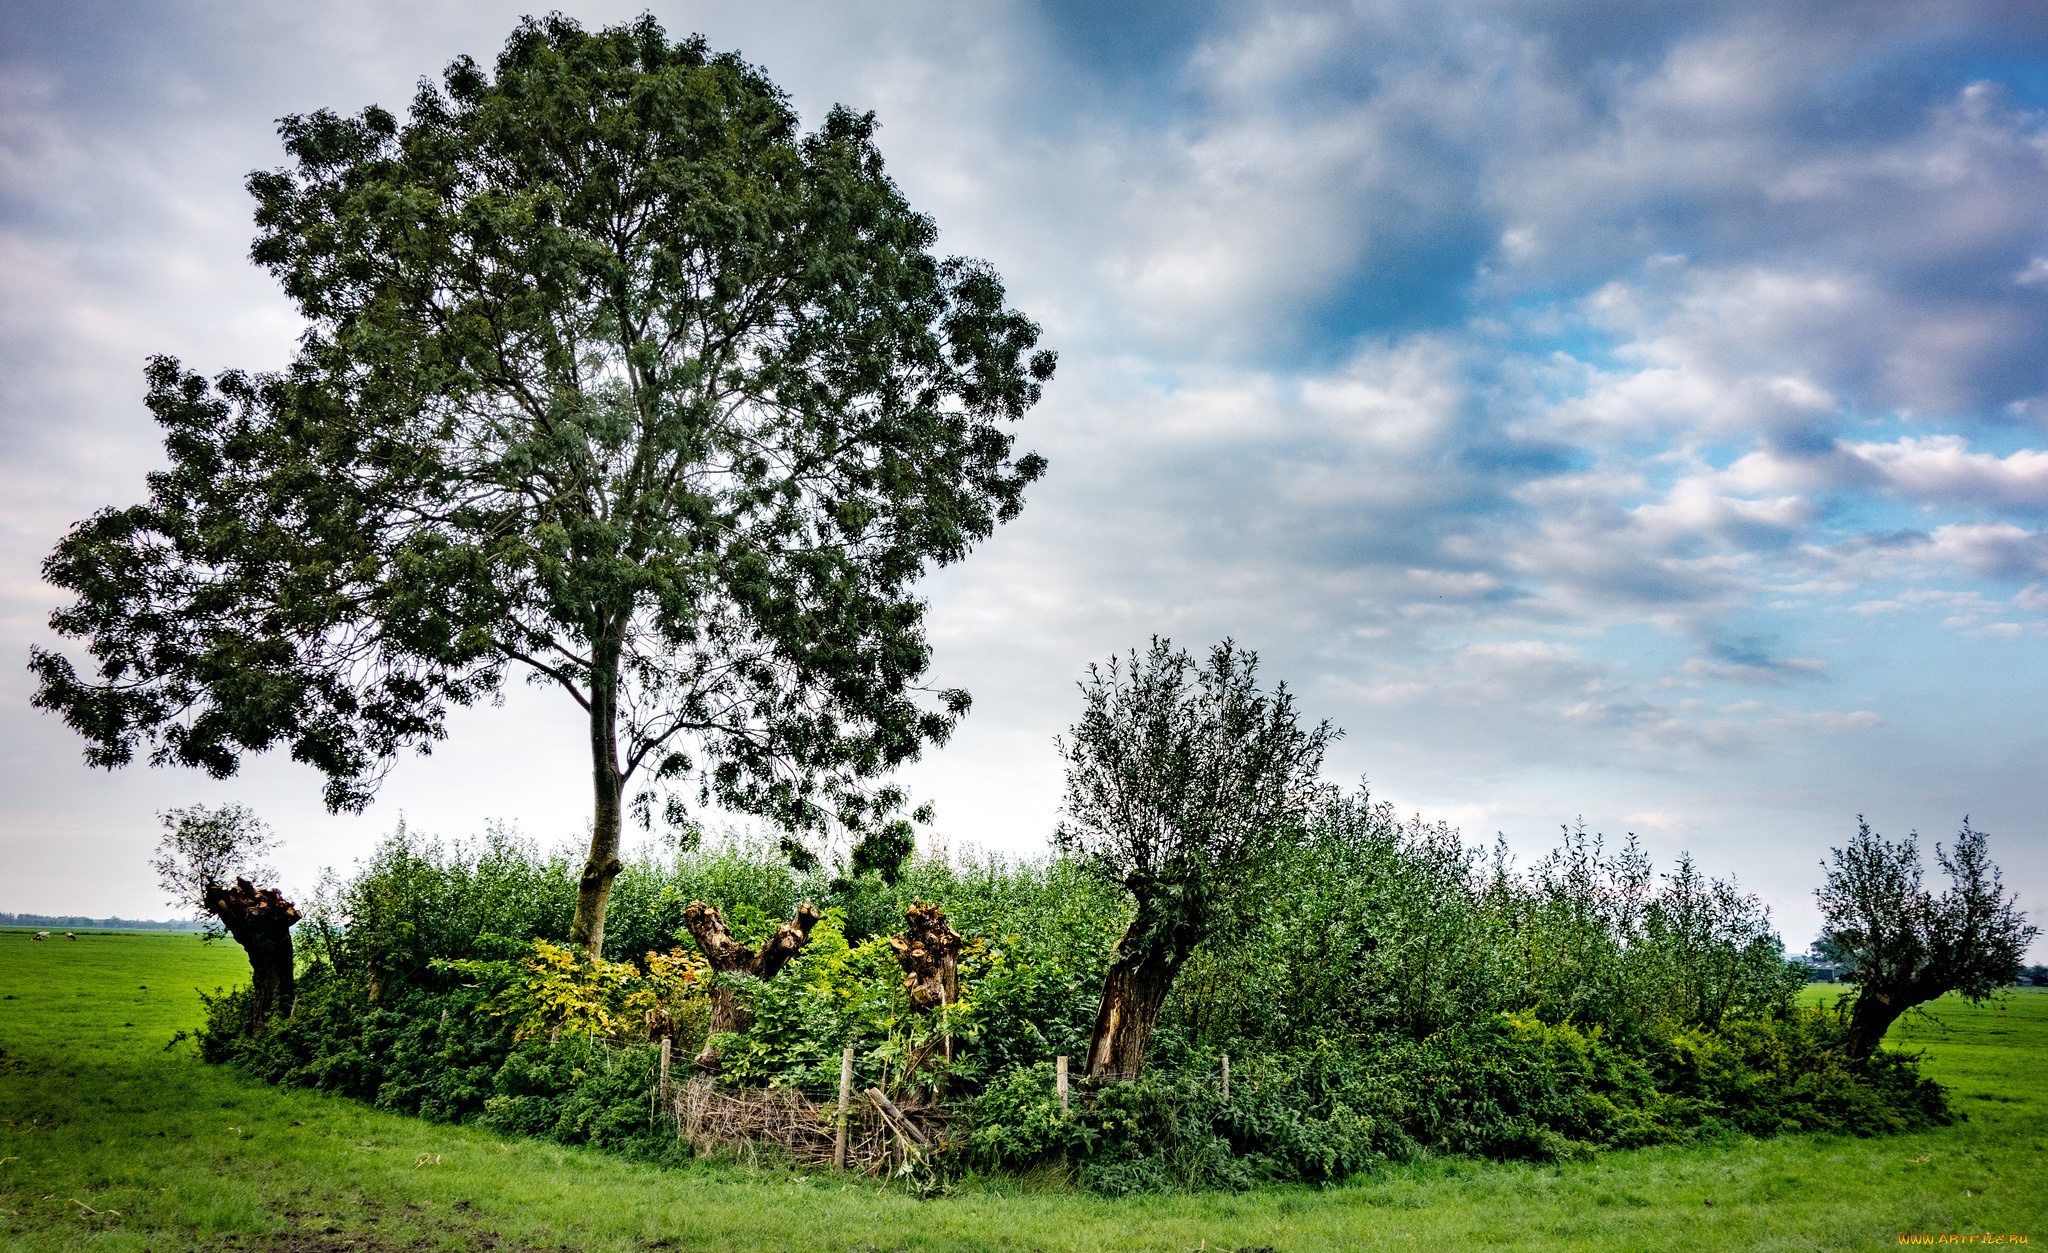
[1924,523,2048,580]
[1625,811,1694,836]
[1719,435,2048,510]
[1844,437,2048,510]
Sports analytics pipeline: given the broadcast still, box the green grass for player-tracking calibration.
[2,931,2042,1252]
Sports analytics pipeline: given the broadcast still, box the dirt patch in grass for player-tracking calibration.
[221,1224,548,1253]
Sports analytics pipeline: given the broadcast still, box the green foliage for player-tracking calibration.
[960,1009,1951,1193]
[699,905,1090,1095]
[150,803,279,931]
[957,1061,1098,1168]
[199,961,677,1159]
[1649,1009,1952,1137]
[709,908,906,1088]
[187,826,1123,1150]
[1162,789,1807,1058]
[189,984,262,1063]
[213,963,510,1123]
[599,833,806,959]
[850,819,919,886]
[474,1037,668,1149]
[949,934,1100,1076]
[640,944,713,1053]
[1817,817,2038,1053]
[300,820,575,986]
[448,939,653,1043]
[180,811,1955,1196]
[31,14,1054,854]
[1055,637,1338,967]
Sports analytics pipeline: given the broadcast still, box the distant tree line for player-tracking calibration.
[1,913,203,931]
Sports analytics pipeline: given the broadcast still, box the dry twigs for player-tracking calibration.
[668,1079,946,1177]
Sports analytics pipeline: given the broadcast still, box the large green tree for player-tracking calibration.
[30,16,1053,958]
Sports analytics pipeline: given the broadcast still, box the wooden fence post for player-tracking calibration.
[834,1046,855,1171]
[1056,1054,1069,1113]
[659,1037,672,1107]
[1221,1052,1230,1102]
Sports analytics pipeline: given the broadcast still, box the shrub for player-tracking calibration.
[957,1008,1950,1192]
[298,821,575,991]
[447,939,656,1043]
[1160,791,1806,1056]
[475,1037,668,1150]
[1649,1007,1951,1137]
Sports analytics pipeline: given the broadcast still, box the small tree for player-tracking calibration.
[1055,637,1337,1079]
[153,804,301,1027]
[1816,817,2036,1058]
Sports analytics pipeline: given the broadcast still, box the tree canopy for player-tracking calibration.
[151,802,278,929]
[31,15,1053,956]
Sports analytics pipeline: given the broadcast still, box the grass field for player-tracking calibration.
[0,928,2041,1251]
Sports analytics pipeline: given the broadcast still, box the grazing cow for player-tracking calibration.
[32,931,48,941]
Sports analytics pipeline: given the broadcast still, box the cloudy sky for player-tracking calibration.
[3,0,2044,954]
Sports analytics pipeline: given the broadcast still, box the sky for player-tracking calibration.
[2,0,2044,956]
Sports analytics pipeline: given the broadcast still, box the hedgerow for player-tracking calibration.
[195,792,1952,1191]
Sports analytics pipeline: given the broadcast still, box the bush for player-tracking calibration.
[204,964,679,1157]
[1649,1008,1952,1137]
[448,939,663,1043]
[958,1007,1950,1191]
[1161,794,1808,1056]
[297,821,576,990]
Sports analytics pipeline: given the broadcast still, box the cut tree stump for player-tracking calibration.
[683,900,821,1070]
[887,901,963,1014]
[202,877,301,1030]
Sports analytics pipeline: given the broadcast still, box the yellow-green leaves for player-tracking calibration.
[478,939,651,1042]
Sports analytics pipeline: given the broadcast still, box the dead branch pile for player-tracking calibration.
[668,1079,949,1175]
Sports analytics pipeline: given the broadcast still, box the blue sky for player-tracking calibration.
[2,0,2043,955]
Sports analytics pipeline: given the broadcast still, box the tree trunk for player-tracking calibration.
[1085,927,1185,1081]
[889,901,966,1090]
[888,901,963,1013]
[203,878,301,1031]
[682,899,822,1070]
[1845,985,1914,1059]
[569,649,625,960]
